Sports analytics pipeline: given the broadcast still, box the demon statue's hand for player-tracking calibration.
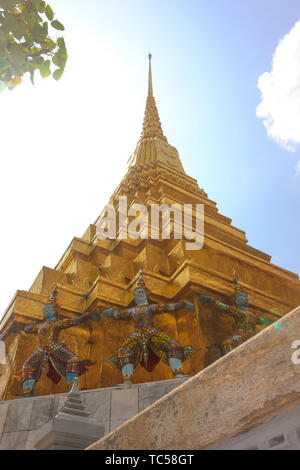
[0,323,18,341]
[259,316,273,327]
[23,379,35,394]
[102,307,123,320]
[87,312,100,322]
[6,324,18,335]
[102,307,115,318]
[184,300,196,312]
[199,295,212,305]
[22,324,36,334]
[50,285,58,302]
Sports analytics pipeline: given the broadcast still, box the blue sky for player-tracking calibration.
[1,0,300,315]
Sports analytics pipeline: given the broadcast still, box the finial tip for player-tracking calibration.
[148,53,152,61]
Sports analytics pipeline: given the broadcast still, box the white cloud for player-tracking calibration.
[257,21,300,154]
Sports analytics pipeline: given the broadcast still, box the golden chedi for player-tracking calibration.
[0,55,300,400]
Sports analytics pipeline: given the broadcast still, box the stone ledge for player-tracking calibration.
[0,377,188,449]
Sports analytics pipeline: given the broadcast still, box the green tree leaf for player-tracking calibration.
[45,4,53,21]
[51,20,64,31]
[39,1,46,13]
[0,80,7,93]
[39,58,51,78]
[52,67,63,80]
[0,1,67,91]
[57,37,66,51]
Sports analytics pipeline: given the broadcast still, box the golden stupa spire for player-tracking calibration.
[128,54,185,173]
[148,53,153,96]
[141,54,167,142]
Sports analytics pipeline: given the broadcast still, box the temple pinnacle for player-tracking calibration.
[141,54,166,141]
[128,55,185,172]
[148,53,153,97]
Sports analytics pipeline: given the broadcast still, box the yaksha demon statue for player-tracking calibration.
[14,287,99,396]
[199,274,273,358]
[103,269,197,384]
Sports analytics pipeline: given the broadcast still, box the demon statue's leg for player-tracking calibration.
[221,333,244,354]
[168,357,185,378]
[66,372,78,387]
[151,333,186,377]
[118,336,139,384]
[121,363,134,384]
[64,353,80,389]
[20,350,43,396]
[23,378,36,396]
